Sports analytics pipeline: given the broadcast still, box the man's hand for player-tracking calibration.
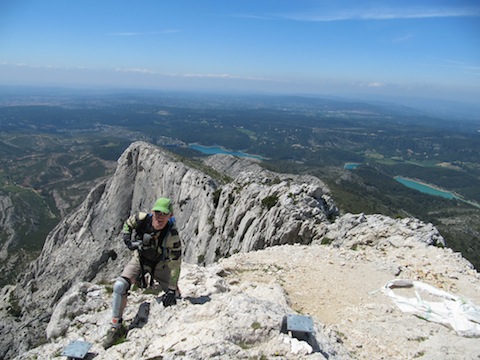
[123,232,141,251]
[123,233,135,250]
[123,240,141,251]
[162,289,177,307]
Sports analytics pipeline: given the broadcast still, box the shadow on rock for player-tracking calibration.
[184,296,212,305]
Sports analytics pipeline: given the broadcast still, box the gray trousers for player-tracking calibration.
[121,251,171,290]
[111,252,171,326]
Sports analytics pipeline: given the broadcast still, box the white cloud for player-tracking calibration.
[108,31,160,36]
[232,13,273,20]
[113,67,275,82]
[367,82,384,88]
[108,30,180,36]
[277,6,480,22]
[1,62,274,83]
[417,58,480,76]
[161,29,181,34]
[393,34,414,43]
[114,67,159,74]
[183,73,234,78]
[181,72,277,82]
[9,62,85,71]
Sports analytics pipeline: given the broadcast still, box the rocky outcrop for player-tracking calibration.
[14,262,350,360]
[320,212,445,248]
[0,196,31,287]
[0,141,339,359]
[0,196,16,261]
[12,240,480,360]
[1,141,475,359]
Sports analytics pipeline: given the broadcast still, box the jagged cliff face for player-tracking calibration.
[2,141,463,360]
[0,195,44,287]
[0,134,474,359]
[0,141,341,359]
[0,196,18,269]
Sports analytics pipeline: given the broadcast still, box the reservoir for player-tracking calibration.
[344,163,361,170]
[189,144,265,160]
[394,176,458,199]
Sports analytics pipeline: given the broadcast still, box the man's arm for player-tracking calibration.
[122,212,149,250]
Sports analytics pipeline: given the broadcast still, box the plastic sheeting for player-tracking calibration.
[383,279,480,337]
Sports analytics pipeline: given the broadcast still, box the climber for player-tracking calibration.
[103,197,182,349]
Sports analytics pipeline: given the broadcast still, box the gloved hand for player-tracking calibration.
[123,233,133,249]
[162,289,177,307]
[123,232,140,250]
[127,241,142,251]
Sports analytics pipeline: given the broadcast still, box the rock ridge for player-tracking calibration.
[0,141,338,359]
[0,141,478,359]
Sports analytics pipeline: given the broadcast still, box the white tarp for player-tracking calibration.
[382,279,480,337]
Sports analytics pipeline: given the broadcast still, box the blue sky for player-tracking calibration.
[1,0,479,104]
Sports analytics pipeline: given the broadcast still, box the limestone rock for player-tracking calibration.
[0,141,339,359]
[15,262,351,360]
[46,282,106,340]
[13,243,480,360]
[1,141,478,360]
[319,213,446,249]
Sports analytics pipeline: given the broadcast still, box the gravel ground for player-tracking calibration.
[220,243,480,360]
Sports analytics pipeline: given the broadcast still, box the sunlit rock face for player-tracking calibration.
[2,141,468,360]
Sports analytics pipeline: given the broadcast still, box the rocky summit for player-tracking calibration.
[1,141,479,360]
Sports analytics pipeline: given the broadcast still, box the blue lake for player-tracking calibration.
[344,163,361,170]
[394,176,458,199]
[189,144,265,160]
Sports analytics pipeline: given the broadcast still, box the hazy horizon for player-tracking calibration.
[1,1,479,105]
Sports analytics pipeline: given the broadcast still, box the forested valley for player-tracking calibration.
[1,88,479,285]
